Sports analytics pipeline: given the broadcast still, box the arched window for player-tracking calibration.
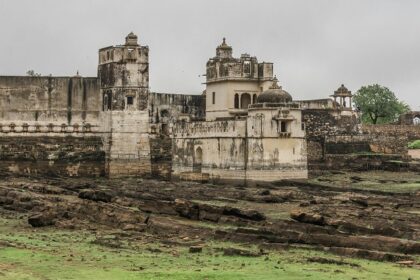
[414,116,420,125]
[103,94,111,111]
[103,94,108,111]
[241,93,251,109]
[252,94,257,104]
[193,147,203,172]
[234,94,239,109]
[160,109,170,118]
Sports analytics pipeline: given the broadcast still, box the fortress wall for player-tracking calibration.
[172,118,308,182]
[304,110,420,173]
[101,111,151,177]
[325,134,409,155]
[0,76,101,125]
[149,92,205,124]
[361,125,420,141]
[0,134,105,177]
[302,109,360,171]
[150,135,172,180]
[172,137,246,171]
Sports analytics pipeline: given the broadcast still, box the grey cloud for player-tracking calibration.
[0,0,418,108]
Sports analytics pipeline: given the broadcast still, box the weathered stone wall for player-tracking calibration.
[399,111,420,125]
[303,109,360,140]
[100,111,151,177]
[0,76,100,125]
[304,110,420,173]
[303,109,360,164]
[149,92,205,124]
[172,113,308,182]
[0,135,105,177]
[325,135,408,155]
[150,135,172,180]
[361,125,420,141]
[322,154,406,171]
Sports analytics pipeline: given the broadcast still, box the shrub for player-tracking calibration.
[408,140,420,149]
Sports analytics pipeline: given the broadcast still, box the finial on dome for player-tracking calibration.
[216,37,232,58]
[125,32,138,46]
[270,76,281,89]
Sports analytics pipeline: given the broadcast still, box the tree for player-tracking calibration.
[353,84,410,124]
[26,70,41,76]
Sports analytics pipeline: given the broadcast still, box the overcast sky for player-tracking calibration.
[0,0,419,109]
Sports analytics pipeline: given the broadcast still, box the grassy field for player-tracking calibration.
[0,215,418,280]
[310,171,420,193]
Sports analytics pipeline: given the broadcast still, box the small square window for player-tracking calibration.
[127,96,134,105]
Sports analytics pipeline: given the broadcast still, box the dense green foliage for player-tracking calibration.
[408,140,420,149]
[353,84,410,124]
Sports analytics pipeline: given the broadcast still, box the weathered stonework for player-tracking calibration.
[172,101,308,182]
[0,135,105,177]
[1,32,416,181]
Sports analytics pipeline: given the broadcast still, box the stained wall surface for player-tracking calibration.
[0,134,105,177]
[172,106,308,182]
[149,92,205,124]
[0,76,101,125]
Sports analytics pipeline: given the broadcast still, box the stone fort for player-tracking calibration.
[1,33,417,182]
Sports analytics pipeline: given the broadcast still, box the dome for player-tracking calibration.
[217,37,232,50]
[125,32,138,46]
[334,84,352,96]
[257,77,292,103]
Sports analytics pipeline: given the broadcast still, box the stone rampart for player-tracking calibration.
[0,76,100,124]
[361,125,420,140]
[0,135,105,177]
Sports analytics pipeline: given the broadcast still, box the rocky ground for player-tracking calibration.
[0,171,419,279]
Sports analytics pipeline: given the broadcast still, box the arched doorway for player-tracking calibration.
[241,93,251,109]
[193,147,203,172]
[414,116,420,125]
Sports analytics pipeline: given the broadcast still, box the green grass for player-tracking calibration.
[408,140,420,149]
[310,171,420,193]
[352,181,420,193]
[0,216,419,280]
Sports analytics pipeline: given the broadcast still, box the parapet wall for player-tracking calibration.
[173,120,246,138]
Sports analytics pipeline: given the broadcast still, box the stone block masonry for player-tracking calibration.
[101,111,151,178]
[150,135,172,180]
[0,135,105,177]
